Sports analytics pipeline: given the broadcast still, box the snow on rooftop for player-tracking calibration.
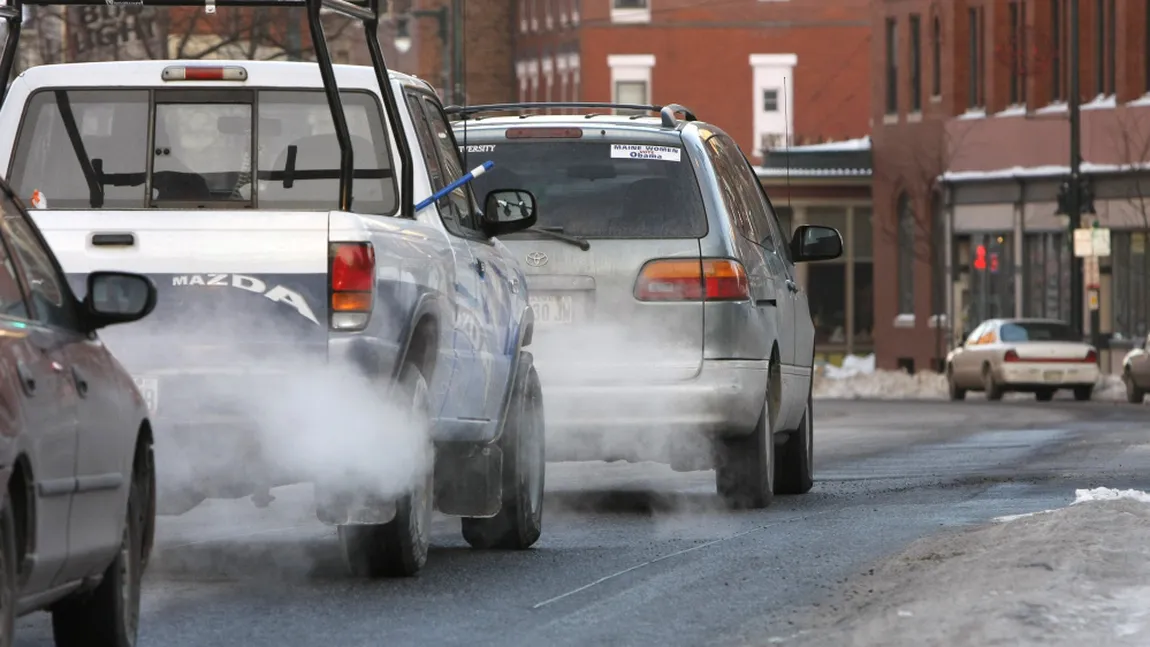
[779,136,871,152]
[941,160,1150,183]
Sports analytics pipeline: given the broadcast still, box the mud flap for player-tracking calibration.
[433,443,503,517]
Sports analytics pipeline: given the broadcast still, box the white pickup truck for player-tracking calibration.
[0,59,547,577]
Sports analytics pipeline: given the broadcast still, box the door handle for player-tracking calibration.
[15,362,35,397]
[72,366,89,398]
[475,259,486,278]
[785,279,799,293]
[90,232,136,247]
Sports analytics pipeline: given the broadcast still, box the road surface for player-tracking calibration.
[16,400,1150,646]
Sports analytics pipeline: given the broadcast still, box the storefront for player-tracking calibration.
[758,138,874,362]
[941,168,1150,371]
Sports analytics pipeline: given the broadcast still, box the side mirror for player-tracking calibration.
[790,224,844,263]
[84,271,157,330]
[481,189,538,237]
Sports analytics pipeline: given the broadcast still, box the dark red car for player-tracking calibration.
[0,179,158,647]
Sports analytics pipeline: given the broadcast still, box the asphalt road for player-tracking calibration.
[16,400,1150,647]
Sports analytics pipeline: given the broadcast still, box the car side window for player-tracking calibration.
[703,136,757,242]
[0,193,79,331]
[0,224,29,321]
[965,324,985,346]
[419,96,482,233]
[404,93,476,237]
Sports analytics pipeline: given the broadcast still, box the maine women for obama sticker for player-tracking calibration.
[610,144,682,162]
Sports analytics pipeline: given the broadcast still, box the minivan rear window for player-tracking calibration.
[461,140,708,239]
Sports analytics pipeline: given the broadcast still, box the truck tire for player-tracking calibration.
[715,363,776,509]
[462,361,545,550]
[775,389,814,495]
[338,361,434,578]
[52,441,147,647]
[0,494,16,647]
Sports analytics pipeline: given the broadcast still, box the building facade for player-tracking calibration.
[871,0,1150,372]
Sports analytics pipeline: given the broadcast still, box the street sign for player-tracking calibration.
[1073,226,1111,257]
[1088,290,1100,311]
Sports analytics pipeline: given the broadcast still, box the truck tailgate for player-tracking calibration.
[34,209,331,393]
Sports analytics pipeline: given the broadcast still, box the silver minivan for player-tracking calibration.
[450,103,842,509]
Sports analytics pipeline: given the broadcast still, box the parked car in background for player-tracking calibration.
[946,318,1100,401]
[1121,333,1150,403]
[451,102,843,510]
[0,178,158,647]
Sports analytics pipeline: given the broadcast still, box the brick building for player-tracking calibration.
[871,0,1150,372]
[402,0,871,162]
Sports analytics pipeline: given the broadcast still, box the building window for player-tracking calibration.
[762,89,779,111]
[1051,0,1065,101]
[1023,233,1071,322]
[1095,0,1105,95]
[611,0,649,23]
[978,6,986,105]
[897,193,915,315]
[931,15,942,97]
[1112,233,1150,338]
[804,207,849,345]
[967,7,981,108]
[855,207,875,345]
[1008,1,1021,104]
[750,54,797,158]
[1106,0,1116,95]
[608,54,654,113]
[910,14,922,112]
[1019,0,1028,105]
[1146,0,1150,94]
[885,17,898,114]
[966,233,1015,323]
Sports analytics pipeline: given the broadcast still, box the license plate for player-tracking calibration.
[1042,370,1063,383]
[529,295,574,324]
[133,376,158,415]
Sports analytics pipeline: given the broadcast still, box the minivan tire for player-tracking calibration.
[775,389,814,495]
[715,367,776,509]
[0,494,16,647]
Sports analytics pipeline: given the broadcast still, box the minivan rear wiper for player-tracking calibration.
[526,226,591,251]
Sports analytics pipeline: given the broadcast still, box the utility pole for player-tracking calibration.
[1067,0,1083,338]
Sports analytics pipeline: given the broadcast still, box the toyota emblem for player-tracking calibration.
[525,251,549,267]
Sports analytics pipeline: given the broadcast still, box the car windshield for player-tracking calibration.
[8,88,397,213]
[999,321,1080,342]
[460,139,708,239]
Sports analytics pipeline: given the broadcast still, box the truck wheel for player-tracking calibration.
[715,364,776,509]
[775,389,814,495]
[338,361,433,578]
[462,362,545,550]
[0,495,16,647]
[52,442,147,647]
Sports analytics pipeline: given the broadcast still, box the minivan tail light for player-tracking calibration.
[161,65,249,82]
[634,258,750,302]
[330,242,374,330]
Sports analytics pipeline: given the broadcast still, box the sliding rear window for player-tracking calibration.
[461,139,708,239]
[8,88,397,213]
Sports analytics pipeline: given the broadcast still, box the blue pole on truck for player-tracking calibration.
[415,160,494,212]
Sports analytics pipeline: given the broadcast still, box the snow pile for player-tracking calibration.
[813,353,1130,401]
[782,488,1150,646]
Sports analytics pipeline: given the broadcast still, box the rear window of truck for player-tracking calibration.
[461,139,708,239]
[8,88,397,213]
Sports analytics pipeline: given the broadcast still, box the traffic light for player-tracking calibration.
[1054,176,1096,216]
[973,244,987,270]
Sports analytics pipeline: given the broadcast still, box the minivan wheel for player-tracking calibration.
[338,361,434,578]
[715,364,777,509]
[462,362,545,550]
[774,389,814,495]
[52,444,147,647]
[0,495,16,647]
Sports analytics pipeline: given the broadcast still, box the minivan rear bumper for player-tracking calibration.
[539,359,768,463]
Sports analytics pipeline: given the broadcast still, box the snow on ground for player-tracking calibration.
[812,353,1129,401]
[778,488,1150,647]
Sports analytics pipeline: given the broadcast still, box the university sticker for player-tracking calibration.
[610,144,682,162]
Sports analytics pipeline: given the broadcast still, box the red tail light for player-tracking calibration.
[1084,349,1098,364]
[1003,349,1021,362]
[634,258,750,302]
[330,242,374,330]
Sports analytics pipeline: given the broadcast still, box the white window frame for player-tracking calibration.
[516,61,528,102]
[568,53,581,102]
[571,0,580,25]
[557,56,569,104]
[749,53,797,158]
[611,0,650,23]
[543,57,554,103]
[608,54,654,109]
[528,59,540,102]
[519,0,527,32]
